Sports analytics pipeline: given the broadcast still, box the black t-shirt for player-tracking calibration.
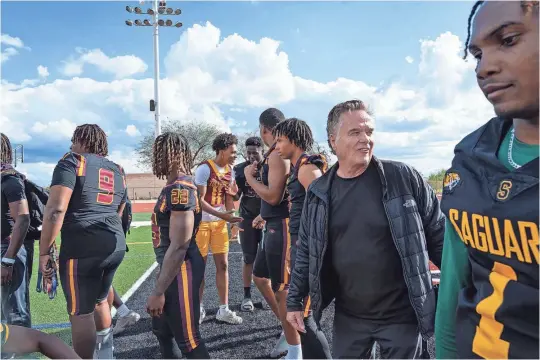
[51,152,127,258]
[152,175,202,265]
[329,161,415,323]
[260,145,289,220]
[234,161,261,219]
[287,154,326,235]
[1,166,26,243]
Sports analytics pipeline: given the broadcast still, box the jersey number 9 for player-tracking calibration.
[97,168,115,205]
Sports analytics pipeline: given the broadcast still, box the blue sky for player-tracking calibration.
[1,1,495,185]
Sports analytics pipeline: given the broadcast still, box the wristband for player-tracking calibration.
[1,257,15,265]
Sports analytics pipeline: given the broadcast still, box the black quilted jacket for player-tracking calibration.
[286,156,445,338]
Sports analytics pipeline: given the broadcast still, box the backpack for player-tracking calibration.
[122,198,132,236]
[1,169,49,240]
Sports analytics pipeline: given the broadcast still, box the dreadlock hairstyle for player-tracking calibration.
[212,133,238,155]
[1,133,13,165]
[71,124,108,156]
[245,136,263,148]
[463,1,539,59]
[327,99,373,154]
[152,132,193,179]
[272,118,314,152]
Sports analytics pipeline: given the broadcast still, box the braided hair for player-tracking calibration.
[152,132,193,179]
[272,118,314,152]
[1,133,12,165]
[71,124,108,156]
[463,1,539,59]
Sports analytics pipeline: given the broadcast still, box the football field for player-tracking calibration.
[27,208,435,358]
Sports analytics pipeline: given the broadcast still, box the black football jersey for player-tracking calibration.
[51,152,128,257]
[234,161,261,219]
[440,118,539,359]
[259,144,289,220]
[287,153,327,235]
[151,175,202,265]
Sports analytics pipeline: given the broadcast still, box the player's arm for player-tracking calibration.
[435,221,471,359]
[154,189,197,296]
[246,152,289,205]
[225,168,236,212]
[195,165,241,223]
[117,167,128,216]
[412,168,444,268]
[40,155,76,258]
[298,163,323,191]
[2,324,80,359]
[2,176,30,260]
[231,166,242,201]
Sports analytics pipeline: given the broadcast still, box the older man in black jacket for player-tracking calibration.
[286,100,444,359]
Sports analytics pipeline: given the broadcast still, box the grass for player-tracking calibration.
[131,212,151,222]
[29,226,154,327]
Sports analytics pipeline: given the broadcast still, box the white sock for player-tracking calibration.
[285,344,302,359]
[95,327,114,359]
[219,304,229,312]
[116,304,130,318]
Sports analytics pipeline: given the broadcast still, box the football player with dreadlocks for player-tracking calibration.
[0,133,31,330]
[39,124,128,359]
[273,118,332,359]
[146,132,210,359]
[435,1,539,359]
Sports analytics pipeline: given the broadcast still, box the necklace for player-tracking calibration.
[507,128,521,169]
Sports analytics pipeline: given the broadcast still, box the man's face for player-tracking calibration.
[259,125,272,147]
[246,145,263,164]
[221,144,238,165]
[469,1,539,122]
[330,110,375,168]
[275,135,296,160]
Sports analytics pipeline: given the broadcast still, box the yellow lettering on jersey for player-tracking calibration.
[471,214,488,252]
[518,221,539,264]
[449,209,539,264]
[171,189,189,205]
[461,212,475,248]
[472,262,517,359]
[503,219,524,262]
[496,180,512,201]
[486,217,505,257]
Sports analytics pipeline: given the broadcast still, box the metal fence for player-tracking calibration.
[127,187,163,200]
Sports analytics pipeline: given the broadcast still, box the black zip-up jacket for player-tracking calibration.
[286,156,445,338]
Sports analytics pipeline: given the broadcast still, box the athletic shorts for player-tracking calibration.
[291,234,312,318]
[253,218,292,292]
[239,217,263,265]
[152,255,205,353]
[59,250,125,316]
[195,220,229,257]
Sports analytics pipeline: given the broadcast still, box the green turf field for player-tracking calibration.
[29,226,154,326]
[131,212,151,222]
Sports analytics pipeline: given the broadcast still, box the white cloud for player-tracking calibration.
[126,125,141,137]
[1,22,495,186]
[30,118,77,139]
[61,49,147,79]
[1,34,29,63]
[1,34,24,48]
[405,56,414,64]
[37,65,49,78]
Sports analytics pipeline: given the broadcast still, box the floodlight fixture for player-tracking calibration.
[158,19,165,26]
[167,8,174,14]
[134,19,142,25]
[126,6,133,12]
[174,9,181,15]
[174,22,182,28]
[158,7,165,14]
[143,19,151,26]
[147,8,155,15]
[125,20,133,26]
[134,7,142,14]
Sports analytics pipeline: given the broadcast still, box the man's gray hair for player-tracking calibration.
[326,99,373,154]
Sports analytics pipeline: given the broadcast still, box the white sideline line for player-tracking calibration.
[112,261,158,318]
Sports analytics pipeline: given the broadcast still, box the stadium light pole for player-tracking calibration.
[125,0,183,138]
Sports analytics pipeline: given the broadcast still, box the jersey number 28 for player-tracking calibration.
[97,168,115,204]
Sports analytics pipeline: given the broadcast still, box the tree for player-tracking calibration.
[136,120,223,171]
[310,141,336,167]
[427,168,447,194]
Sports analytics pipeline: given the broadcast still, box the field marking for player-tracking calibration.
[111,261,158,318]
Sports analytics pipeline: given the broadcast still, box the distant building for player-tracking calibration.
[126,173,167,200]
